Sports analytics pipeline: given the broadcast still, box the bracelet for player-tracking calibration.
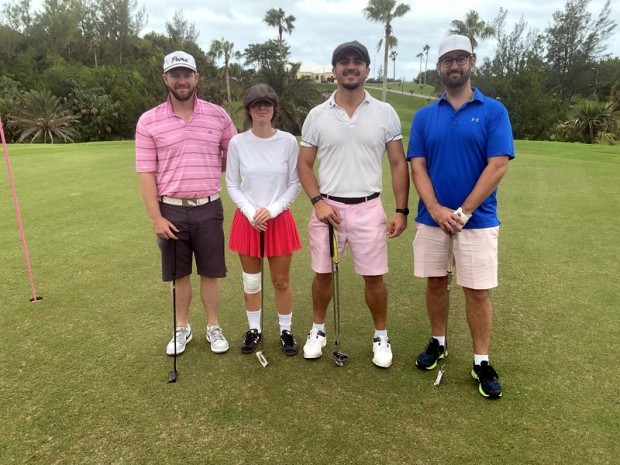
[310,195,323,205]
[395,208,409,216]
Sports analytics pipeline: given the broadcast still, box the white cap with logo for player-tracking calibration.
[163,51,197,73]
[438,35,473,60]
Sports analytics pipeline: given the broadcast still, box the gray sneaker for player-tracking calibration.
[166,325,192,356]
[206,325,229,353]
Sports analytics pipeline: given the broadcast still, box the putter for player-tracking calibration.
[329,224,348,367]
[255,231,268,368]
[434,234,454,387]
[168,239,178,383]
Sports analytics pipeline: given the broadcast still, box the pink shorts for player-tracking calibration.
[229,208,301,258]
[308,197,388,275]
[412,223,499,289]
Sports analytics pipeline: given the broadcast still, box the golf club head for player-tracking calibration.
[332,351,348,367]
[167,369,177,383]
[256,351,268,368]
[433,365,446,387]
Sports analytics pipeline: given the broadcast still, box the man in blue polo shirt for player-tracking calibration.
[407,35,515,398]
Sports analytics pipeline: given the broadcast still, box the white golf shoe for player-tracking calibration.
[303,329,327,359]
[206,325,229,353]
[166,325,193,355]
[372,336,393,368]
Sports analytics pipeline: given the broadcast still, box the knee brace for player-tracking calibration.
[242,272,261,294]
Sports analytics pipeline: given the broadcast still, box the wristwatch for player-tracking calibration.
[311,195,323,205]
[396,208,409,216]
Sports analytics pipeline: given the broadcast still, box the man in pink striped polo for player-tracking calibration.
[136,51,237,356]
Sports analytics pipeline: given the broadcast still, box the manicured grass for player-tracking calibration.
[0,139,618,465]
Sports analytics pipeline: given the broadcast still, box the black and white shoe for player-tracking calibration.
[280,330,298,356]
[241,329,261,354]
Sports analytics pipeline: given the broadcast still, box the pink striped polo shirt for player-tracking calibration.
[135,96,237,198]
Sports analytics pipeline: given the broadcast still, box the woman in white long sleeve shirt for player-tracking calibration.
[226,84,302,356]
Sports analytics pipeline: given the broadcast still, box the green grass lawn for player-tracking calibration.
[1,139,618,465]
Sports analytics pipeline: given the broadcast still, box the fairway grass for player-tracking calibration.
[0,140,618,464]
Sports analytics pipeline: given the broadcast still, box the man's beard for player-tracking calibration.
[441,69,471,88]
[169,87,196,101]
[339,72,366,90]
[341,81,362,90]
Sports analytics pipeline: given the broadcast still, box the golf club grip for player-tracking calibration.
[260,230,265,259]
[447,234,454,275]
[328,223,334,258]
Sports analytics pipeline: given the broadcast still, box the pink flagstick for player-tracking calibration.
[0,117,42,302]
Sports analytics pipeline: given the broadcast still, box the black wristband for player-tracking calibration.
[311,195,323,205]
[396,208,409,216]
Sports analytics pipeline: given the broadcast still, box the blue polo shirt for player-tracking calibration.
[406,88,515,229]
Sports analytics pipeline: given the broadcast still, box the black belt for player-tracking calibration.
[320,192,380,205]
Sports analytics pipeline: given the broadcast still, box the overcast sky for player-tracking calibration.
[29,0,620,79]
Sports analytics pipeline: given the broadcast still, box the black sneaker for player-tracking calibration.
[241,329,261,354]
[415,337,446,370]
[471,361,503,399]
[280,330,298,356]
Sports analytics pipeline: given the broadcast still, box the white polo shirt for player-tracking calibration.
[300,90,402,197]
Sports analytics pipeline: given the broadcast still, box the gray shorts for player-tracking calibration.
[157,199,227,281]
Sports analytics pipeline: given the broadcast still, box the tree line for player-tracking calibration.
[407,1,619,143]
[0,0,619,144]
[0,1,323,143]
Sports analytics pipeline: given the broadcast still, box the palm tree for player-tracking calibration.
[209,38,238,116]
[263,8,296,60]
[256,61,322,135]
[416,52,423,84]
[9,90,79,143]
[449,9,495,53]
[389,50,398,81]
[363,0,411,102]
[423,44,430,85]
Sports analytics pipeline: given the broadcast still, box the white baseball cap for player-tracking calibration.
[163,51,197,73]
[438,35,473,60]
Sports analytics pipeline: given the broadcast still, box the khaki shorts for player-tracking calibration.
[412,223,499,289]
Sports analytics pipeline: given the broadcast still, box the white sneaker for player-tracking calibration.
[206,326,229,353]
[303,329,327,359]
[166,325,193,356]
[372,336,393,368]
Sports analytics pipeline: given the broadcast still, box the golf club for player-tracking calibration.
[329,223,348,367]
[168,238,178,383]
[434,234,454,387]
[256,230,268,368]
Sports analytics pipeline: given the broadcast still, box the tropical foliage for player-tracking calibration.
[555,100,619,144]
[263,7,295,60]
[0,1,618,144]
[209,38,239,116]
[9,89,79,143]
[449,9,496,52]
[255,61,322,135]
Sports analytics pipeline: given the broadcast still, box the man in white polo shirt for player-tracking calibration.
[298,41,410,368]
[135,51,237,356]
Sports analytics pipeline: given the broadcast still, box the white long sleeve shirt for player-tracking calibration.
[226,129,300,222]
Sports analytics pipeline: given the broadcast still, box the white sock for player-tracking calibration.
[312,322,326,334]
[374,329,388,339]
[474,354,489,366]
[433,336,446,347]
[246,309,261,332]
[279,313,292,333]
